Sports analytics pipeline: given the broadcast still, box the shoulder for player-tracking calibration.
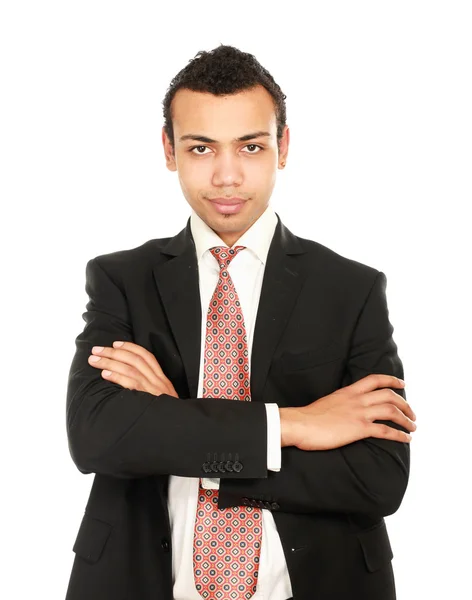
[84,237,173,288]
[288,233,391,313]
[295,232,382,286]
[90,237,172,266]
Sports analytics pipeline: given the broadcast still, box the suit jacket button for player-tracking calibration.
[161,538,170,552]
[256,500,265,509]
[233,460,243,472]
[202,462,211,473]
[263,501,272,509]
[271,502,280,510]
[217,461,226,473]
[225,460,234,472]
[210,460,220,473]
[242,497,249,506]
[250,499,258,507]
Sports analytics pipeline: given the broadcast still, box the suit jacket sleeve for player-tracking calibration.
[218,271,410,518]
[66,257,269,479]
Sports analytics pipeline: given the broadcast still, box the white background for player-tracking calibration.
[1,1,470,598]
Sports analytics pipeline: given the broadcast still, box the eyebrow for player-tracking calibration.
[179,131,272,144]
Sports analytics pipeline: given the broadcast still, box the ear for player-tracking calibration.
[278,125,290,169]
[162,127,177,172]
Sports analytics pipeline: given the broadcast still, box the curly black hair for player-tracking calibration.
[162,44,287,154]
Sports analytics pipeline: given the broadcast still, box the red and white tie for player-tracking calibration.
[193,246,263,600]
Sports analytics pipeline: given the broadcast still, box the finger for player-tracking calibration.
[350,373,405,395]
[99,364,176,397]
[100,368,142,391]
[364,404,417,433]
[89,354,162,392]
[365,388,416,421]
[368,422,413,443]
[90,347,163,386]
[89,353,176,396]
[111,341,167,379]
[88,354,147,382]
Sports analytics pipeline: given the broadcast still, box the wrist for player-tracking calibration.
[279,407,301,447]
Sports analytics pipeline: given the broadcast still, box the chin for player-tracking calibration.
[211,215,241,229]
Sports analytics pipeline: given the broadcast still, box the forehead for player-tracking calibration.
[171,85,277,138]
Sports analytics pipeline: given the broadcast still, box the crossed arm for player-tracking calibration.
[67,258,411,517]
[67,257,270,479]
[220,271,412,517]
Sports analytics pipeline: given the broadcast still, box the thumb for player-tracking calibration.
[348,373,405,395]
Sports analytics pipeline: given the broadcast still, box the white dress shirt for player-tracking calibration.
[168,204,293,599]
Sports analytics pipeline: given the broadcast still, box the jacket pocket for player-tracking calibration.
[280,341,344,372]
[72,512,113,564]
[357,520,393,572]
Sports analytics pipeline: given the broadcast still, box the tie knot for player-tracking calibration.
[209,246,246,269]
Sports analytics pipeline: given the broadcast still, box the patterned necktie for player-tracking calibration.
[193,246,263,600]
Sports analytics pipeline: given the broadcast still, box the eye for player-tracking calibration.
[190,145,211,155]
[244,144,263,153]
[188,144,264,155]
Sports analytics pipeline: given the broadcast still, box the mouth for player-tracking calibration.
[208,198,246,215]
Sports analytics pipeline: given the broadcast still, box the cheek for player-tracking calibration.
[248,151,277,174]
[178,162,204,192]
[247,159,276,187]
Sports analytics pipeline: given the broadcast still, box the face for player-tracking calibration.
[162,85,289,247]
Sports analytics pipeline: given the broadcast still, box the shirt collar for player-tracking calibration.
[190,204,278,265]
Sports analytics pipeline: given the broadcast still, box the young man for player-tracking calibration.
[65,45,416,600]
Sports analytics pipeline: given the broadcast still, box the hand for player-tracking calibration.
[87,341,179,398]
[280,374,416,450]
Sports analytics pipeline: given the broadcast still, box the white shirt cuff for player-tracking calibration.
[201,476,220,489]
[265,403,281,471]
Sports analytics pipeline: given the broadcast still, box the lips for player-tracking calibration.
[209,198,246,205]
[208,198,246,214]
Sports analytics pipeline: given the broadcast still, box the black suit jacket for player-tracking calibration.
[65,213,409,600]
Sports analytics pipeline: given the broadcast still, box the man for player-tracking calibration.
[65,45,416,600]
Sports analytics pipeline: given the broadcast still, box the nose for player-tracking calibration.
[211,152,243,188]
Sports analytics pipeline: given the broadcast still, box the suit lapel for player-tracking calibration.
[250,219,307,402]
[152,220,202,398]
[152,213,308,402]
